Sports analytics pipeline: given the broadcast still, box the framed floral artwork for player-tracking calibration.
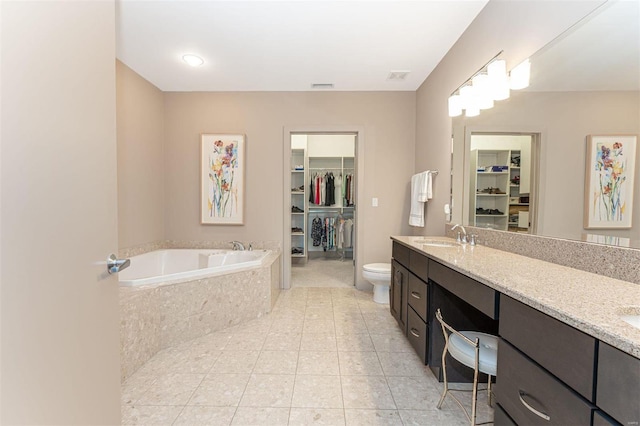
[584,134,636,229]
[201,134,245,225]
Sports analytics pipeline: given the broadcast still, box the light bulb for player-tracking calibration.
[182,54,204,67]
[448,94,462,117]
[510,59,531,90]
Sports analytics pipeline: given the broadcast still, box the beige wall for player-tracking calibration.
[453,90,640,242]
[116,60,165,249]
[163,92,416,282]
[415,0,604,236]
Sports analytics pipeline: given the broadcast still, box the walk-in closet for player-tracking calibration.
[288,134,356,288]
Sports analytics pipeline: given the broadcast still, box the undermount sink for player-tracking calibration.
[414,238,459,248]
[618,307,640,329]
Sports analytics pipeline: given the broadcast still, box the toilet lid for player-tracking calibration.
[363,263,391,273]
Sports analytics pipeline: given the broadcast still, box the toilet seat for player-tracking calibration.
[363,263,391,274]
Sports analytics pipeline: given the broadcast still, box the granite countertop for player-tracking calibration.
[391,235,640,359]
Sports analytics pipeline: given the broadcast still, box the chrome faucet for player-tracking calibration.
[231,241,245,251]
[451,224,468,244]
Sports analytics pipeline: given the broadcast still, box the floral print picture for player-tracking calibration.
[584,135,636,229]
[201,134,244,224]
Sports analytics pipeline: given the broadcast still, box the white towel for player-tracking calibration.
[409,171,433,227]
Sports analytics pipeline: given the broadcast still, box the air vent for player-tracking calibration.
[387,70,410,81]
[311,83,334,89]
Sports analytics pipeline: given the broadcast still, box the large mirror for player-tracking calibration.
[451,0,640,248]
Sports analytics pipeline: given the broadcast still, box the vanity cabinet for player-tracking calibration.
[499,296,596,400]
[390,260,408,334]
[390,238,639,426]
[596,342,640,425]
[391,242,430,361]
[495,338,595,425]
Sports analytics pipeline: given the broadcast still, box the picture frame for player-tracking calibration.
[201,134,245,225]
[584,134,636,229]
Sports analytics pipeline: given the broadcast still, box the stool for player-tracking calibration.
[435,308,498,426]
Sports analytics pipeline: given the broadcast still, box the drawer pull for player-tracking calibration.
[410,291,421,299]
[518,391,550,421]
[410,328,420,338]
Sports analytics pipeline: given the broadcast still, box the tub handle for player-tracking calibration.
[107,254,130,274]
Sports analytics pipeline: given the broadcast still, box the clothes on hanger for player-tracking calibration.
[309,172,341,206]
[309,214,354,251]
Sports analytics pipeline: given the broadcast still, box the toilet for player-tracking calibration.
[362,263,392,304]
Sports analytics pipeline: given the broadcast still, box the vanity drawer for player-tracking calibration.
[495,339,594,426]
[408,273,428,322]
[596,343,640,425]
[499,296,596,401]
[409,250,429,282]
[407,306,427,363]
[392,241,410,268]
[428,260,497,319]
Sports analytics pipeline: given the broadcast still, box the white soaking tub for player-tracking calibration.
[118,249,271,286]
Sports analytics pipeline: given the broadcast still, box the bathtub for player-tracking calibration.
[118,249,271,286]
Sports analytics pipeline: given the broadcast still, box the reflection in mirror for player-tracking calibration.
[450,0,640,248]
[466,134,537,234]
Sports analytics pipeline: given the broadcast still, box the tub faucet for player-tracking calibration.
[451,224,468,244]
[231,241,245,251]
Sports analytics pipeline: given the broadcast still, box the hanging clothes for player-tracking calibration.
[309,174,315,204]
[335,174,342,207]
[344,218,353,248]
[311,216,323,246]
[326,173,335,206]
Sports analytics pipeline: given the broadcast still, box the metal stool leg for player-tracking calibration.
[437,341,449,409]
[487,375,493,407]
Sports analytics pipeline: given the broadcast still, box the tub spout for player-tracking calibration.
[231,241,246,251]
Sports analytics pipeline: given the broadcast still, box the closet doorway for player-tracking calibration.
[284,133,358,289]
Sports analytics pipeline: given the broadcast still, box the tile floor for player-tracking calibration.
[291,258,354,288]
[121,287,493,425]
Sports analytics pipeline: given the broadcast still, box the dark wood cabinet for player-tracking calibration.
[407,273,428,322]
[390,260,408,335]
[495,339,595,425]
[390,238,639,426]
[499,296,596,401]
[407,305,427,363]
[428,260,497,319]
[596,343,640,426]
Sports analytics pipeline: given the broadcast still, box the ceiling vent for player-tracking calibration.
[311,83,334,89]
[387,71,410,81]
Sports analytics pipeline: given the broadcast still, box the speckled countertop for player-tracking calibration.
[392,236,640,359]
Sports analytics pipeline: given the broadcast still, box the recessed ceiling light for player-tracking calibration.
[182,54,204,67]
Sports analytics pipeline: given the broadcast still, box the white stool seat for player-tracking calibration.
[448,331,498,377]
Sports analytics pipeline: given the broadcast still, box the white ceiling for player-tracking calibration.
[116,1,489,92]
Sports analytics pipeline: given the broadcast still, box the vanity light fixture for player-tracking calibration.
[182,54,204,67]
[447,52,531,118]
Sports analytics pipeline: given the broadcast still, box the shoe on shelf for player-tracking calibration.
[291,227,303,233]
[491,188,506,194]
[476,207,489,215]
[291,247,303,254]
[489,209,504,215]
[291,206,304,213]
[291,185,305,192]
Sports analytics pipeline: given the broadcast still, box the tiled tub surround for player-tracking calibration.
[393,236,640,359]
[120,250,281,382]
[445,225,640,285]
